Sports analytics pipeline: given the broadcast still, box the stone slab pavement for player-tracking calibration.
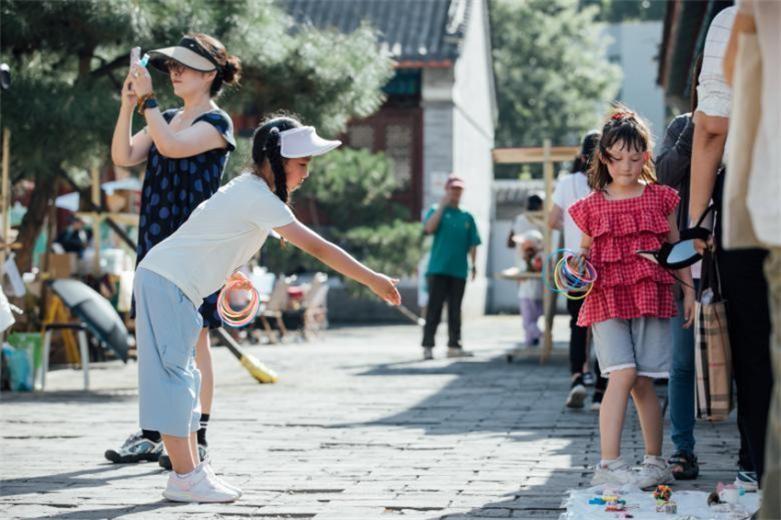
[1,315,742,519]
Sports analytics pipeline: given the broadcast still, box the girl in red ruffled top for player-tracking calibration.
[569,106,695,489]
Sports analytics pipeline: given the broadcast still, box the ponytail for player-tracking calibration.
[265,129,289,204]
[250,114,302,204]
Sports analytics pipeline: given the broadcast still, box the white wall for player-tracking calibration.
[451,0,496,317]
[605,21,666,143]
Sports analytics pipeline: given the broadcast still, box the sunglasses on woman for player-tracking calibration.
[163,59,188,75]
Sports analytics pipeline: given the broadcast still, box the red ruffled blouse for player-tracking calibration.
[568,183,680,327]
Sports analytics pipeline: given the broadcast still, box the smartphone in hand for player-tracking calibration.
[130,47,141,67]
[128,47,140,90]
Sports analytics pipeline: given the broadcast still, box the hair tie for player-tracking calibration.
[263,127,281,152]
[611,112,627,121]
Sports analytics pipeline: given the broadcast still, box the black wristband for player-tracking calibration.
[137,95,158,115]
[142,97,158,112]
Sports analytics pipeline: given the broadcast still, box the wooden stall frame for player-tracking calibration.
[493,140,579,363]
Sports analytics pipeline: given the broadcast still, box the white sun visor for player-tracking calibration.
[279,126,341,158]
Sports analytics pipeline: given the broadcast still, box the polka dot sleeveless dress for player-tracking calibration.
[135,108,236,328]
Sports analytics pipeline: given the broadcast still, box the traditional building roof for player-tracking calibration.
[282,0,471,68]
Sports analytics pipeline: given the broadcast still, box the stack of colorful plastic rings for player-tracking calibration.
[217,279,260,327]
[543,248,598,301]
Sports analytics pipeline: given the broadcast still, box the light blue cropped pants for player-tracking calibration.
[134,268,203,437]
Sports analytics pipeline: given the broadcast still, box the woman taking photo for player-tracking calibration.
[106,34,240,474]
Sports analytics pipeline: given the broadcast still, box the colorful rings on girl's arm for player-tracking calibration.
[543,248,598,301]
[217,279,260,328]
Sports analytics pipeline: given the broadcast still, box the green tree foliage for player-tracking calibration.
[490,0,620,155]
[1,0,394,270]
[261,148,422,293]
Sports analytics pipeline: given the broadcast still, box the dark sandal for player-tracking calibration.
[668,451,699,480]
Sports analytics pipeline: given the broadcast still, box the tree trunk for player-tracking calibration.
[15,175,58,273]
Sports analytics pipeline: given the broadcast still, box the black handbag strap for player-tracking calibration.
[698,248,723,302]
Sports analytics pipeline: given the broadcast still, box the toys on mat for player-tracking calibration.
[708,482,744,506]
[655,501,677,514]
[588,490,636,515]
[653,485,672,502]
[653,485,676,514]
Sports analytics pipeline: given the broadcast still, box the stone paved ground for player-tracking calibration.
[1,316,741,519]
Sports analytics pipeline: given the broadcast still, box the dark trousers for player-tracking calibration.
[567,297,607,393]
[718,247,772,481]
[710,169,772,480]
[422,274,466,348]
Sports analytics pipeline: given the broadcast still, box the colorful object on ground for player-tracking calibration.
[543,248,597,300]
[653,485,672,502]
[655,500,677,514]
[589,493,628,513]
[217,278,260,327]
[566,486,760,519]
[654,485,676,514]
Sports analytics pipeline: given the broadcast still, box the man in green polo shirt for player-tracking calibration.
[421,174,481,360]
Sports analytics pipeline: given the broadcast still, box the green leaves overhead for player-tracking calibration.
[0,0,394,182]
[491,0,620,151]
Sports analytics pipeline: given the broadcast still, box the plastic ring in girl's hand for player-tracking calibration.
[217,279,260,328]
[543,248,598,300]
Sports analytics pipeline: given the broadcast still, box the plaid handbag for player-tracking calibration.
[694,248,733,421]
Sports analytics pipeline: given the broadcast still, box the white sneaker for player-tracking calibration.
[635,455,673,489]
[591,459,638,486]
[565,383,587,409]
[446,347,474,358]
[423,347,434,360]
[163,464,239,503]
[203,462,242,497]
[735,470,759,492]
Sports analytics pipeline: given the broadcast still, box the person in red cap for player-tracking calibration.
[421,174,482,359]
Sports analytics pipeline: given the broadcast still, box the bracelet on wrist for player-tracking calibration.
[136,93,157,116]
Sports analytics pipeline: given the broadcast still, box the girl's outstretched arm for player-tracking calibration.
[275,220,401,305]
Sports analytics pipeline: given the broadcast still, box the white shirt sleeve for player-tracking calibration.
[250,191,296,230]
[696,7,736,118]
[552,176,567,208]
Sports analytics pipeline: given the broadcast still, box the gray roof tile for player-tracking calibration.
[281,0,470,64]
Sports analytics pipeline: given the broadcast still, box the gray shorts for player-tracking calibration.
[591,317,672,378]
[134,268,203,437]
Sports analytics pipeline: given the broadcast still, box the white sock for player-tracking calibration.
[175,462,202,479]
[643,454,665,466]
[600,458,621,468]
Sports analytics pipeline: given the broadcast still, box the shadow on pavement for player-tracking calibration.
[0,390,136,404]
[0,464,162,498]
[27,500,181,520]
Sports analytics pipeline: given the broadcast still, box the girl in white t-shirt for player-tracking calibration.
[134,115,401,503]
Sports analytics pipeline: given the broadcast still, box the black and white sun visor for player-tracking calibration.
[147,36,220,73]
